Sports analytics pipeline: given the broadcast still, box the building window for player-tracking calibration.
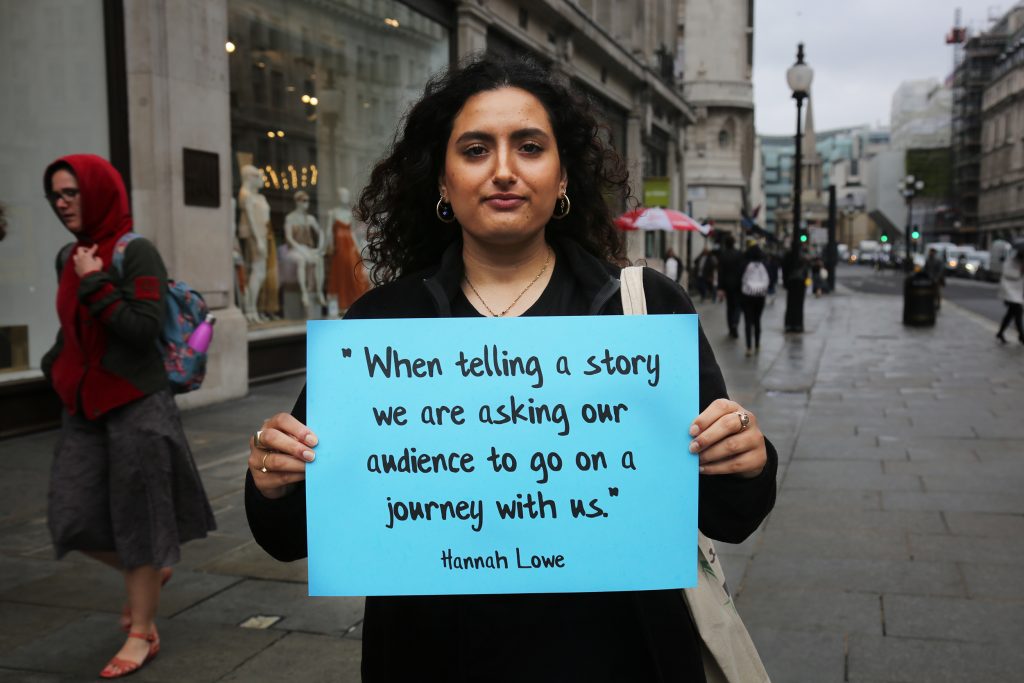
[719,130,730,149]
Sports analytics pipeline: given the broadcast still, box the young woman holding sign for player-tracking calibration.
[245,55,777,682]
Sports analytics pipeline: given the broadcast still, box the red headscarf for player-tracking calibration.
[44,154,137,414]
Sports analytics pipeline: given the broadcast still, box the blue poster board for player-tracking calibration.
[306,314,699,596]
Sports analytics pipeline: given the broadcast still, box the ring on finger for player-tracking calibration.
[254,429,270,451]
[260,452,270,474]
[737,412,751,431]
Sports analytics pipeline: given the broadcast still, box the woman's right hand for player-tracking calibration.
[249,413,318,499]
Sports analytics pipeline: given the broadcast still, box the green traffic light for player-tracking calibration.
[911,231,920,240]
[880,235,889,243]
[799,234,808,243]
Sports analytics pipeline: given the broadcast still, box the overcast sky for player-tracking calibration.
[753,0,997,135]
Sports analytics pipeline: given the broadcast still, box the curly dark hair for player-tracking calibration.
[357,53,631,284]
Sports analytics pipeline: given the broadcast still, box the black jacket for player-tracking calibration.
[716,247,743,292]
[246,237,777,681]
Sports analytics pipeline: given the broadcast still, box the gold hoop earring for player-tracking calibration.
[552,192,570,220]
[436,196,456,223]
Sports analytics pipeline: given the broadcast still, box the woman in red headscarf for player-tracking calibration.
[41,155,215,679]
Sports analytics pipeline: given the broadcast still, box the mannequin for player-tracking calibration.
[326,186,370,310]
[284,190,327,313]
[237,165,270,323]
[231,197,247,311]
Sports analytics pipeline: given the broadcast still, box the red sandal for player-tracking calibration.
[119,567,173,632]
[99,629,160,679]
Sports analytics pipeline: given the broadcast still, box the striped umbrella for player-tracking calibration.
[614,207,713,236]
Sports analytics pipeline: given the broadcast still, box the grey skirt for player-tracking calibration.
[48,389,216,569]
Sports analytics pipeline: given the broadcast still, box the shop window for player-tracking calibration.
[271,70,284,108]
[251,63,267,105]
[228,0,449,325]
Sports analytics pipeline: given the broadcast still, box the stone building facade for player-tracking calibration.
[978,17,1024,244]
[678,0,755,236]
[0,0,696,434]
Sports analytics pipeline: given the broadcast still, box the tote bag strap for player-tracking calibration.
[620,266,648,315]
[618,265,771,683]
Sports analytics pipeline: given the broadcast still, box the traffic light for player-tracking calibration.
[880,233,889,243]
[911,226,920,240]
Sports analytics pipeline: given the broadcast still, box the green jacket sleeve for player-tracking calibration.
[77,238,167,348]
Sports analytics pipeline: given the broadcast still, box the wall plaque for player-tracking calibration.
[183,148,220,208]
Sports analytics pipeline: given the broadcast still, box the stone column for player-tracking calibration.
[456,2,490,59]
[625,102,645,262]
[124,0,248,408]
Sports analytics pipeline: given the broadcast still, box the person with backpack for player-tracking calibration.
[41,155,215,679]
[740,244,771,356]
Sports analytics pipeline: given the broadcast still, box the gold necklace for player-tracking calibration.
[464,248,552,317]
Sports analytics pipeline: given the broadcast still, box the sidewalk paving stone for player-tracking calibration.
[766,508,946,534]
[744,626,846,683]
[846,632,1024,683]
[737,587,884,636]
[942,511,1024,538]
[218,633,362,683]
[173,578,364,638]
[908,533,1024,564]
[782,460,923,492]
[882,594,1024,644]
[756,525,912,562]
[881,490,1024,514]
[742,555,966,597]
[961,562,1024,600]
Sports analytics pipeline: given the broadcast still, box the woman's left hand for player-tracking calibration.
[689,398,767,478]
[72,244,103,277]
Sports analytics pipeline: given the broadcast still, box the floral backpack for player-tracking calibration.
[112,233,210,393]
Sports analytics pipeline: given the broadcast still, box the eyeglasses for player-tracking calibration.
[45,188,79,204]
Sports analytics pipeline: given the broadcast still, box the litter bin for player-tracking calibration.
[903,271,937,326]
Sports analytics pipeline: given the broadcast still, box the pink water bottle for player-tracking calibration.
[188,314,216,352]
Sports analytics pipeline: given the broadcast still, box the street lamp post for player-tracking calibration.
[898,175,924,271]
[784,43,813,333]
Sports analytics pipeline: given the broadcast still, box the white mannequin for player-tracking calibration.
[284,190,326,312]
[327,186,353,245]
[238,165,270,323]
[331,187,367,258]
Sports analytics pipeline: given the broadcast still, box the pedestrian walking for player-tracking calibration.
[811,255,827,297]
[924,247,945,311]
[244,54,776,682]
[740,244,770,356]
[694,245,717,302]
[663,246,682,284]
[716,233,743,338]
[765,249,779,300]
[41,155,215,679]
[782,246,809,333]
[995,249,1023,344]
